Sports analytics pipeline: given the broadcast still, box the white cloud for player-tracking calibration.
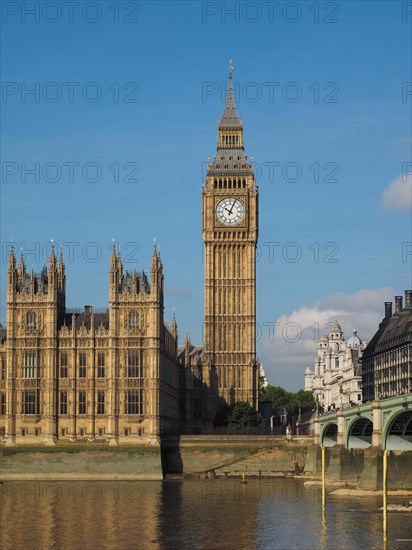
[381,173,412,211]
[259,287,396,391]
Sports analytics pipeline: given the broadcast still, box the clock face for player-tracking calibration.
[216,197,245,226]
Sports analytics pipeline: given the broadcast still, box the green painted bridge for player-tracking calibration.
[316,394,412,450]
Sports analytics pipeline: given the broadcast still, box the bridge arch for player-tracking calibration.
[321,422,338,447]
[383,410,412,451]
[346,416,373,449]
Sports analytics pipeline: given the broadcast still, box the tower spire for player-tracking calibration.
[219,58,242,128]
[58,244,65,267]
[49,239,57,267]
[18,247,26,274]
[8,244,16,270]
[228,58,234,88]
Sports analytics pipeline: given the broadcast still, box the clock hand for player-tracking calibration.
[228,200,236,215]
[224,207,232,214]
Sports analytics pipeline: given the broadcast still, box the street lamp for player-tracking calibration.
[374,371,380,401]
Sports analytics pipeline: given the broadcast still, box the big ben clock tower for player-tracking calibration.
[202,61,259,420]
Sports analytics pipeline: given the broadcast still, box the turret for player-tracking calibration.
[57,246,66,292]
[30,267,35,294]
[171,310,178,340]
[109,241,123,301]
[184,330,191,364]
[47,241,57,291]
[132,268,138,293]
[150,241,163,295]
[17,249,26,285]
[7,245,17,300]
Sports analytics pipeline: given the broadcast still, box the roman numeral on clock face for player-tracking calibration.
[216,197,244,226]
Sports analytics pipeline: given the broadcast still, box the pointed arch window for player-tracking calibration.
[26,311,37,330]
[127,351,140,378]
[97,353,105,378]
[60,353,68,378]
[125,390,143,415]
[129,312,139,331]
[23,353,38,378]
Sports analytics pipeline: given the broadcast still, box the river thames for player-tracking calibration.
[1,479,411,549]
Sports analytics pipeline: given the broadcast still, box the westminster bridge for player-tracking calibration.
[316,393,412,450]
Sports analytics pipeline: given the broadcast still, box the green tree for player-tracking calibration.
[260,385,317,417]
[227,401,264,428]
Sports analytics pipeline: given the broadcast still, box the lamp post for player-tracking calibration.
[374,371,380,401]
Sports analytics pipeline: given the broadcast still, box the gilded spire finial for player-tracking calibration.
[228,59,234,90]
[49,238,56,263]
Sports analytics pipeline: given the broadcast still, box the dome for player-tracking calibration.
[347,329,362,349]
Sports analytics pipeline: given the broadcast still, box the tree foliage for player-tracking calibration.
[227,401,264,428]
[260,385,317,416]
[213,401,264,428]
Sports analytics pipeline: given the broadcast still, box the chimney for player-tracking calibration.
[384,302,392,318]
[84,305,93,314]
[395,296,403,313]
[405,290,412,309]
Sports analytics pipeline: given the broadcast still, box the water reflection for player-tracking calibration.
[0,480,411,549]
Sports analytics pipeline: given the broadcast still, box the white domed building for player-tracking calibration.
[304,321,366,411]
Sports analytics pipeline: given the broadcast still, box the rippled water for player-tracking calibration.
[1,479,411,549]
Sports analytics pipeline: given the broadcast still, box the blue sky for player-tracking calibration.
[1,1,411,390]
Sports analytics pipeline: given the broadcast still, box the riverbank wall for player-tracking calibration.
[1,436,411,490]
[0,443,163,480]
[161,436,412,490]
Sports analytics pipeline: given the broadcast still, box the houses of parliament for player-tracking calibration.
[0,63,260,444]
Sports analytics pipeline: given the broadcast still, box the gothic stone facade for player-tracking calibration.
[0,64,260,440]
[0,245,180,445]
[200,62,259,422]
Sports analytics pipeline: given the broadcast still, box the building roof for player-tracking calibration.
[207,148,253,177]
[63,309,109,330]
[218,60,242,128]
[178,344,203,360]
[362,306,412,358]
[121,270,150,294]
[20,267,48,294]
